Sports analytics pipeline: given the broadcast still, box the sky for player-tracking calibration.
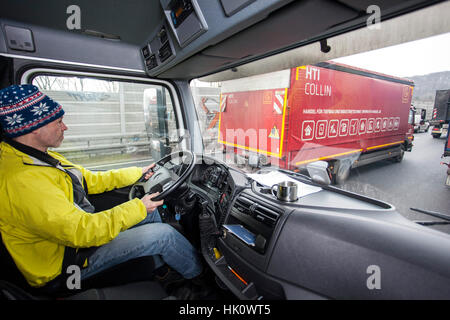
[334,32,450,78]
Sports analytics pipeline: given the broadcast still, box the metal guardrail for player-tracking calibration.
[53,133,151,155]
[54,133,180,155]
[56,141,151,153]
[61,132,148,142]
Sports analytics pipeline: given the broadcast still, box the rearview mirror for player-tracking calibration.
[143,87,171,160]
[306,161,332,185]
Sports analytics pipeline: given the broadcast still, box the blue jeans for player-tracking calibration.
[80,209,203,281]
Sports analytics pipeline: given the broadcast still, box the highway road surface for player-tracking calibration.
[341,132,450,234]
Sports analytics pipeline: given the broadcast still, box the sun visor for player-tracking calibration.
[200,1,450,82]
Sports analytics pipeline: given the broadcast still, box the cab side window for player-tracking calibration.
[33,75,179,170]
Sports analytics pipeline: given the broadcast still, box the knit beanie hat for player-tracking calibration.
[0,84,65,138]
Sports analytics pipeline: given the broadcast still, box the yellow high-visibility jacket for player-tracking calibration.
[0,141,147,287]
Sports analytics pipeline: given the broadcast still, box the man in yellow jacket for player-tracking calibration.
[0,84,203,296]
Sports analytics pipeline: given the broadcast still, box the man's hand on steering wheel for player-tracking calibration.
[142,163,156,180]
[130,151,196,202]
[141,192,164,213]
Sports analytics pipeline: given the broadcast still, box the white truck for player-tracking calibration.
[413,108,429,133]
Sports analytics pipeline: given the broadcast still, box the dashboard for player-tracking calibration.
[188,160,237,226]
[179,155,450,300]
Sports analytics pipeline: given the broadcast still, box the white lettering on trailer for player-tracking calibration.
[367,118,375,133]
[305,66,320,80]
[340,119,349,137]
[316,120,328,139]
[375,118,382,132]
[387,117,394,131]
[304,66,333,97]
[302,108,381,115]
[328,120,339,138]
[381,118,388,131]
[302,120,315,140]
[359,118,367,135]
[393,117,400,130]
[301,118,400,141]
[349,119,359,135]
[305,83,332,97]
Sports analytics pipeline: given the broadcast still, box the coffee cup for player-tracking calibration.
[271,181,298,202]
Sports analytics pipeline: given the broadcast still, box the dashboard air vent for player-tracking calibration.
[233,193,283,227]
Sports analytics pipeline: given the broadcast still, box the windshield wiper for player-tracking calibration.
[410,207,450,226]
[413,221,450,226]
[410,207,450,222]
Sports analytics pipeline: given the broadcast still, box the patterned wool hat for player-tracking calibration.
[0,84,64,138]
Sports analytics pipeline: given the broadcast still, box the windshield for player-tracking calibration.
[191,32,450,234]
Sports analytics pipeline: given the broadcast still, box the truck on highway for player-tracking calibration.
[413,107,429,133]
[218,61,415,183]
[442,129,450,187]
[430,89,450,139]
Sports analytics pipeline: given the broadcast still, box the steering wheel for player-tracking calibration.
[129,150,196,202]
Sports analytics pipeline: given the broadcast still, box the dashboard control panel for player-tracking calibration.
[141,24,176,72]
[190,162,234,226]
[161,0,208,48]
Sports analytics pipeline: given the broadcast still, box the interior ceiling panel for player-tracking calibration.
[0,0,162,45]
[160,0,448,79]
[0,0,448,80]
[201,0,357,59]
[0,0,439,49]
[200,0,450,82]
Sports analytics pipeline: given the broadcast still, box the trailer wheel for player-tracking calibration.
[393,146,405,163]
[335,160,351,184]
[259,155,270,166]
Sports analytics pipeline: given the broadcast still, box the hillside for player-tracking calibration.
[408,71,450,117]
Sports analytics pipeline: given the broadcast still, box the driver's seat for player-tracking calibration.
[0,278,171,300]
[0,234,172,300]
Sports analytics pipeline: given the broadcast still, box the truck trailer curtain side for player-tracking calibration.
[430,89,450,139]
[218,61,414,182]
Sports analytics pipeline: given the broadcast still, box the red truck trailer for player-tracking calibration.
[218,61,415,183]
